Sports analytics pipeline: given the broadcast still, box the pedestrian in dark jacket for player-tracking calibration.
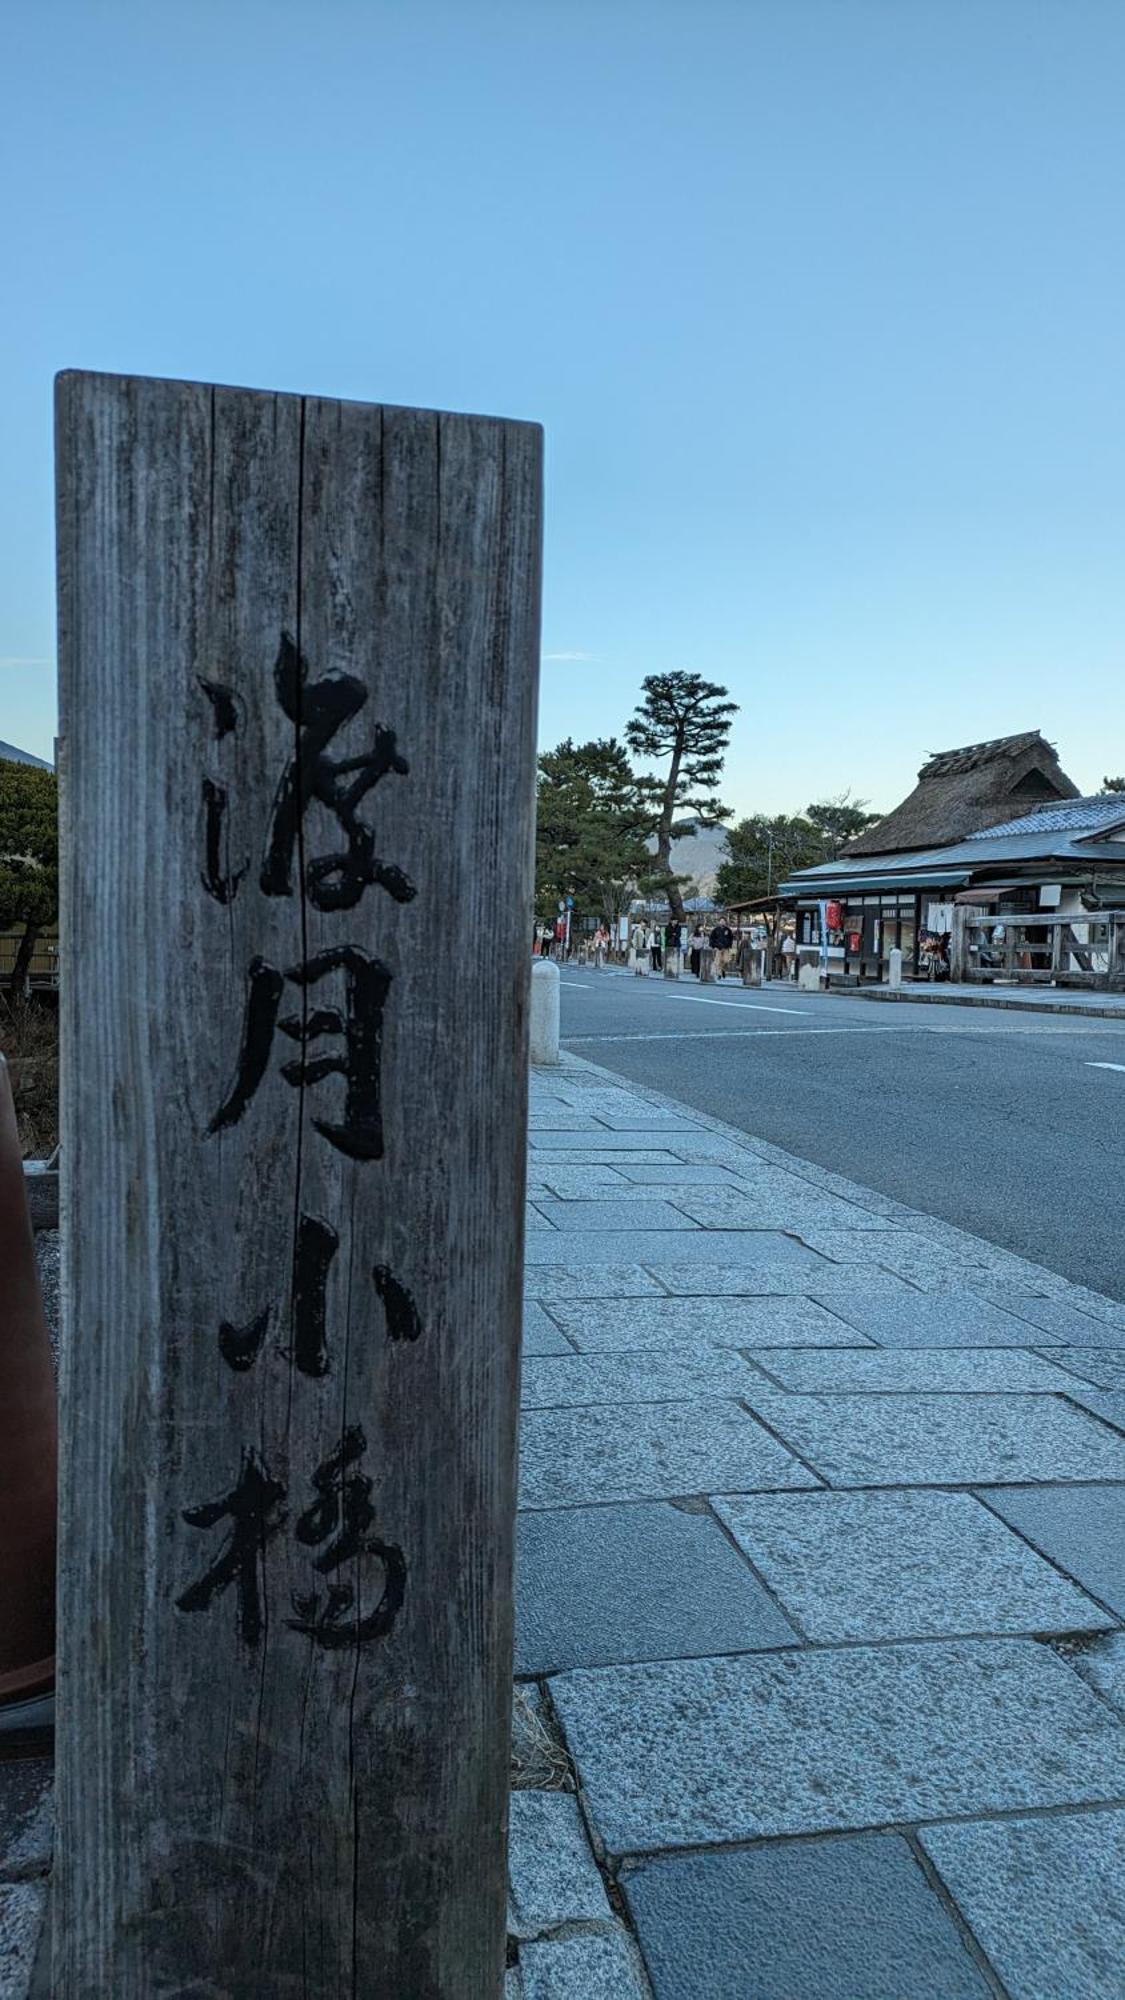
[710,921,734,979]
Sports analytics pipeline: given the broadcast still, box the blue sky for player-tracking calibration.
[3,0,1123,814]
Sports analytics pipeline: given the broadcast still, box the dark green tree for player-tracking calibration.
[535,738,650,933]
[715,813,829,909]
[1101,776,1125,794]
[625,672,738,923]
[0,759,58,996]
[805,791,882,856]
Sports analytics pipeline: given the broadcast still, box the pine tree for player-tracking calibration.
[535,739,650,933]
[805,791,883,856]
[625,673,738,923]
[715,813,829,907]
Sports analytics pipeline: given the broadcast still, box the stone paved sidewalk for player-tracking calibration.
[851,982,1125,1021]
[8,1072,1125,1997]
[507,1053,1125,1999]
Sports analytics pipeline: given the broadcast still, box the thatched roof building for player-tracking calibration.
[847,731,1078,857]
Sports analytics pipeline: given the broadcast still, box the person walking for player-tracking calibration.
[648,925,663,973]
[631,917,648,975]
[689,925,705,978]
[593,922,609,969]
[710,918,734,979]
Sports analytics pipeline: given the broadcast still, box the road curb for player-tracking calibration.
[838,988,1125,1023]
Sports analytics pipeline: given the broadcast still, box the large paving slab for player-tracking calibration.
[622,1834,993,2000]
[520,1349,756,1408]
[1002,1296,1125,1342]
[659,1189,881,1231]
[546,1295,871,1353]
[531,1165,638,1197]
[523,1229,828,1269]
[592,1114,704,1132]
[745,1346,1077,1393]
[644,1263,915,1298]
[821,1290,1057,1348]
[518,1927,651,1999]
[506,1791,610,1939]
[523,1265,666,1301]
[663,1134,778,1161]
[530,1130,708,1152]
[746,1390,1125,1485]
[536,1149,684,1166]
[527,1113,607,1132]
[920,1810,1125,2000]
[611,1162,746,1186]
[923,1273,1060,1300]
[522,1304,575,1357]
[518,1399,820,1508]
[982,1484,1125,1618]
[1057,1385,1125,1435]
[1072,1633,1125,1717]
[711,1489,1112,1642]
[530,1199,700,1232]
[549,1639,1125,1854]
[1047,1349,1125,1390]
[795,1227,998,1274]
[516,1500,798,1674]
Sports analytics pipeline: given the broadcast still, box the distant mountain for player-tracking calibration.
[656,821,729,897]
[0,739,52,769]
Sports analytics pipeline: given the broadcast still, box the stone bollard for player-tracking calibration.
[888,947,903,990]
[700,947,715,983]
[740,944,763,987]
[530,956,561,1064]
[796,946,824,993]
[663,951,681,980]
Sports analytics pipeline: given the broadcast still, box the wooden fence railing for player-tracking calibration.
[958,910,1125,989]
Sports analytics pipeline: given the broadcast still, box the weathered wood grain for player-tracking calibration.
[54,372,541,1997]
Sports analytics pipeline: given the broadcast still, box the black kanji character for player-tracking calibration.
[289,1426,405,1649]
[372,1264,422,1343]
[214,1224,420,1378]
[200,777,247,905]
[198,676,241,739]
[176,1448,287,1647]
[287,1214,338,1377]
[261,633,416,913]
[208,947,390,1161]
[218,1304,271,1372]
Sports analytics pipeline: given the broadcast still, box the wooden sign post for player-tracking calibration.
[54,373,541,1997]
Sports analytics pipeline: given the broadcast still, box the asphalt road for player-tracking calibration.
[558,970,1125,1301]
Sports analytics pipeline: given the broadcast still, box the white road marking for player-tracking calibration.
[559,980,592,988]
[664,992,812,1017]
[564,1026,907,1043]
[1087,1061,1125,1072]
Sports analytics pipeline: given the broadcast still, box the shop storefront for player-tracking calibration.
[786,873,969,982]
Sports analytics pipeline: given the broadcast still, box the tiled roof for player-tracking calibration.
[968,796,1125,839]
